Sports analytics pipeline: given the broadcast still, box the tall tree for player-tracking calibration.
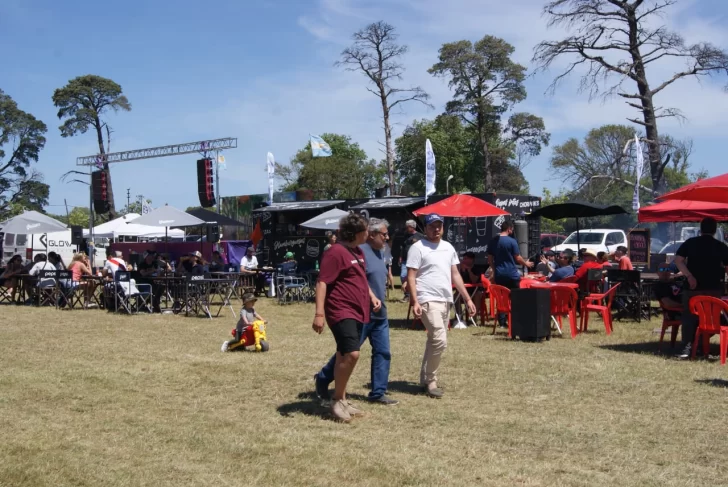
[337,21,432,195]
[0,90,49,220]
[430,35,549,191]
[275,133,387,199]
[533,0,728,193]
[52,75,132,218]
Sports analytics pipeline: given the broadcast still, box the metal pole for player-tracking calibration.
[89,165,95,267]
[215,150,221,213]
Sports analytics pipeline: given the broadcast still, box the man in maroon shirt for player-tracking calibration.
[312,213,380,423]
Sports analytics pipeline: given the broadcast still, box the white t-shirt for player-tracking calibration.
[406,239,459,304]
[104,258,138,295]
[240,255,259,270]
[29,261,57,288]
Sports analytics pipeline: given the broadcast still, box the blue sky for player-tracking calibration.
[1,0,727,214]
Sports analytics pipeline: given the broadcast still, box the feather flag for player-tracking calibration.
[251,220,263,247]
[266,152,275,205]
[632,136,643,211]
[310,134,332,157]
[425,139,436,203]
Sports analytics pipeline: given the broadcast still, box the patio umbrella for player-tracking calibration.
[529,202,628,253]
[130,205,205,255]
[0,210,67,234]
[412,194,508,217]
[186,208,245,226]
[657,172,728,203]
[300,208,349,230]
[638,199,728,223]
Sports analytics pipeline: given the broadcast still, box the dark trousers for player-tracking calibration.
[681,288,722,348]
[495,275,521,326]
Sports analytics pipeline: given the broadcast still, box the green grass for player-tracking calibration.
[2,298,728,486]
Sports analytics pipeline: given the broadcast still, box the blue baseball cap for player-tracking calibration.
[424,213,444,225]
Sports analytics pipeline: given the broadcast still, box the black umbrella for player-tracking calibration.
[186,208,244,226]
[529,202,628,253]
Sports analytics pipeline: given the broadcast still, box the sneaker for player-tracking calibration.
[220,341,229,352]
[331,399,352,423]
[345,401,366,417]
[676,344,691,359]
[314,374,330,401]
[369,395,399,406]
[423,385,444,398]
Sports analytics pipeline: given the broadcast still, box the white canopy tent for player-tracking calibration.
[83,213,185,239]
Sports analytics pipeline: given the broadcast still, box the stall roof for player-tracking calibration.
[252,200,345,213]
[349,197,424,209]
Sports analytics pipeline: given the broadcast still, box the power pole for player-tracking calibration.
[126,188,131,210]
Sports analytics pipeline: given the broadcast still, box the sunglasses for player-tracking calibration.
[658,267,671,272]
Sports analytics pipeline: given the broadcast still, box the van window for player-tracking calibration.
[4,233,15,246]
[16,234,27,247]
[606,232,624,246]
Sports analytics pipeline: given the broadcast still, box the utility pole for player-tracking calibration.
[126,188,131,210]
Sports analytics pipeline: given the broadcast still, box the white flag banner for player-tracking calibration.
[266,152,275,205]
[632,136,643,211]
[425,139,436,202]
[217,155,226,171]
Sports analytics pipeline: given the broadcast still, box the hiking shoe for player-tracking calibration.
[369,395,399,406]
[220,341,229,352]
[676,344,691,359]
[331,399,352,423]
[314,374,330,401]
[345,401,366,417]
[424,386,444,398]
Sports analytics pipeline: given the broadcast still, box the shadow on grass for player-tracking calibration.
[389,318,423,331]
[597,341,673,358]
[277,391,330,419]
[695,378,728,388]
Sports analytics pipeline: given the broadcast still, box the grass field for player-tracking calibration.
[2,297,728,487]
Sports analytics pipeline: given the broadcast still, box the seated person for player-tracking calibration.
[278,251,297,275]
[323,232,337,252]
[550,250,575,282]
[137,250,170,312]
[48,251,67,270]
[240,246,267,295]
[612,246,633,270]
[221,293,267,352]
[597,251,613,269]
[535,251,556,276]
[68,252,97,308]
[457,251,484,316]
[103,250,140,297]
[177,251,206,276]
[208,251,225,273]
[654,263,683,319]
[573,250,604,291]
[29,253,57,288]
[0,255,24,300]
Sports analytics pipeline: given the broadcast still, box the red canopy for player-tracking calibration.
[658,173,728,203]
[413,194,509,218]
[638,199,728,223]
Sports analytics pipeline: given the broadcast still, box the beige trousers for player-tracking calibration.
[419,301,450,386]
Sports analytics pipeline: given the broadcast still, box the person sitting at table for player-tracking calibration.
[279,251,297,275]
[208,251,225,273]
[597,251,613,269]
[572,250,604,291]
[612,246,633,270]
[323,232,337,252]
[68,252,98,308]
[28,253,57,304]
[654,262,683,321]
[103,250,140,300]
[535,251,555,276]
[549,250,576,282]
[457,251,484,317]
[0,255,23,301]
[240,246,267,295]
[178,251,206,276]
[137,250,169,312]
[48,251,66,270]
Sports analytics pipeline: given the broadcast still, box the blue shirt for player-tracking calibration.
[360,243,387,320]
[549,264,575,282]
[487,235,521,280]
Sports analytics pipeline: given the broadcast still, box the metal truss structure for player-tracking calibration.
[76,137,238,166]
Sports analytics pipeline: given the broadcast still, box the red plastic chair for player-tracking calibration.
[559,275,578,284]
[479,275,492,326]
[580,283,620,335]
[658,303,682,351]
[489,284,512,337]
[689,296,728,364]
[550,286,579,338]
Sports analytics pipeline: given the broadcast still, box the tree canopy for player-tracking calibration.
[275,134,387,200]
[0,90,49,220]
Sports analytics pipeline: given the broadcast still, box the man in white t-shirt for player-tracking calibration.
[103,250,138,295]
[29,254,57,288]
[407,213,475,398]
[240,246,266,295]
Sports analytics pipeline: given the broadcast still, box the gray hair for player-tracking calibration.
[405,219,416,229]
[368,218,389,233]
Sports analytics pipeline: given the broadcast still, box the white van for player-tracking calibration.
[551,228,628,255]
[27,230,76,266]
[0,230,28,264]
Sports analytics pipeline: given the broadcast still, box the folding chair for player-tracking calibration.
[37,269,58,307]
[56,270,76,310]
[111,271,152,314]
[185,274,212,318]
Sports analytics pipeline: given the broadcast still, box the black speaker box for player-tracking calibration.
[70,225,84,245]
[510,288,551,341]
[206,224,220,243]
[196,158,216,208]
[91,170,110,213]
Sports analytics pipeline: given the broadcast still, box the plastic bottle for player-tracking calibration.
[315,260,320,271]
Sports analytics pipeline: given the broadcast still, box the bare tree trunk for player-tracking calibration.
[380,90,395,195]
[94,117,116,219]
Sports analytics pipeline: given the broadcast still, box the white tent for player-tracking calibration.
[83,213,185,239]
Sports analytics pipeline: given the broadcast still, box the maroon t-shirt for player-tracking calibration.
[318,243,370,325]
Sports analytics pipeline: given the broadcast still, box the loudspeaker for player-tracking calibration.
[91,170,110,213]
[71,225,84,245]
[197,158,216,208]
[510,288,551,341]
[206,224,220,243]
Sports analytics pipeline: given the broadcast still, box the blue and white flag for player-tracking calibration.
[142,202,152,215]
[425,139,436,202]
[310,135,332,158]
[267,152,275,205]
[632,135,643,211]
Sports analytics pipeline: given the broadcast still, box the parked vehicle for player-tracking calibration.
[0,229,27,263]
[680,226,724,242]
[659,240,685,259]
[540,233,566,252]
[551,229,627,255]
[650,238,665,254]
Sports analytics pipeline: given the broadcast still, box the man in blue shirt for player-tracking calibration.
[315,218,398,406]
[487,220,533,326]
[549,250,576,282]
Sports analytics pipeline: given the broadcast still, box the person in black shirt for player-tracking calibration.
[208,251,225,273]
[137,250,170,312]
[673,217,728,358]
[178,251,206,276]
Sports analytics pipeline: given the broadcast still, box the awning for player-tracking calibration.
[349,197,424,209]
[252,200,345,213]
[638,199,728,223]
[186,208,244,226]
